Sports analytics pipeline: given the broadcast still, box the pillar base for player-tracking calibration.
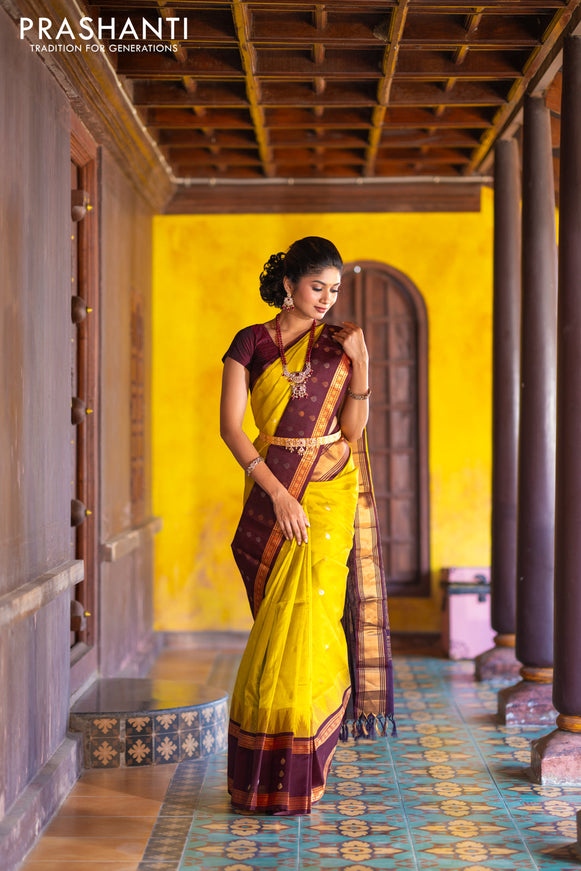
[531,729,581,785]
[475,636,520,681]
[497,679,557,726]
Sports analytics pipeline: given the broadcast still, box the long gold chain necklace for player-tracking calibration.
[275,313,317,400]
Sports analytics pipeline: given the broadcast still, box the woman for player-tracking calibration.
[220,236,394,815]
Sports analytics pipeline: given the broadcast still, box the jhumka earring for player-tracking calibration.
[282,290,294,311]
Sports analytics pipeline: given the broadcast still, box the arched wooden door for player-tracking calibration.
[333,261,430,596]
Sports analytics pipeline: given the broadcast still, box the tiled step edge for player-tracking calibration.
[69,692,228,769]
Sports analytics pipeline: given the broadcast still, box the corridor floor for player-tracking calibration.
[20,642,581,870]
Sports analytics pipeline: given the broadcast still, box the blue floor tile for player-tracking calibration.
[133,654,581,871]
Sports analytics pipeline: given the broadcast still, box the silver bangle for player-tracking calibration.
[347,386,371,400]
[245,456,264,476]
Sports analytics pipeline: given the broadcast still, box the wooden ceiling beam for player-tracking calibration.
[409,0,563,8]
[270,133,368,148]
[263,105,492,127]
[246,11,545,46]
[267,147,473,165]
[133,80,248,107]
[274,148,365,164]
[451,8,484,64]
[314,77,326,96]
[389,80,506,106]
[466,2,581,173]
[116,49,523,80]
[254,49,386,78]
[396,48,525,78]
[230,1,275,177]
[364,0,410,177]
[405,12,540,49]
[312,44,326,64]
[312,5,326,97]
[91,0,558,7]
[165,180,482,215]
[260,82,375,106]
[146,107,253,128]
[115,48,243,78]
[154,1,188,63]
[314,4,328,31]
[158,129,257,147]
[254,79,505,108]
[169,151,262,167]
[377,149,472,163]
[379,130,481,147]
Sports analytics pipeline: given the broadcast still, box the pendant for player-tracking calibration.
[290,382,308,400]
[283,361,312,400]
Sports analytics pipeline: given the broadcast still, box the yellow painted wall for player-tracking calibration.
[152,188,493,633]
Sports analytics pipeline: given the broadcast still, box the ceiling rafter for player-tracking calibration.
[312,4,327,98]
[231,0,275,177]
[466,0,580,173]
[71,0,581,196]
[428,8,485,142]
[153,0,188,63]
[364,0,410,177]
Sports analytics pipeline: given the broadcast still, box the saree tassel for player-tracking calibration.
[339,722,349,742]
[388,713,397,737]
[366,713,377,738]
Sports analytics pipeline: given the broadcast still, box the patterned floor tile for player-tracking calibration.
[121,653,581,870]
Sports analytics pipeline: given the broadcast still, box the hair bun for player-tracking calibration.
[259,252,286,308]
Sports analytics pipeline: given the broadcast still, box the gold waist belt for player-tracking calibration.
[258,430,342,455]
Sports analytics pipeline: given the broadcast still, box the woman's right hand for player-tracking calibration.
[272,489,310,545]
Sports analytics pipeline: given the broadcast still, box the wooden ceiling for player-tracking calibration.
[83,0,580,211]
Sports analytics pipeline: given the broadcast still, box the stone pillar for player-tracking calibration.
[497,94,558,726]
[530,38,581,787]
[475,139,521,682]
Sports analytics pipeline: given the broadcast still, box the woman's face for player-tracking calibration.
[284,267,341,320]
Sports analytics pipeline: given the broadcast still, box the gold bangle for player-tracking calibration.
[347,386,371,400]
[245,456,264,476]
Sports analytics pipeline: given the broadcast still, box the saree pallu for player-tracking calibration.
[228,324,394,815]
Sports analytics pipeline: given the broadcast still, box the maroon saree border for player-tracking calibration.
[227,687,350,814]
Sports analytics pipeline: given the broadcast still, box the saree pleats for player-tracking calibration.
[228,461,358,813]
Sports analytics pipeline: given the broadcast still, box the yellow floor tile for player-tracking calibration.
[24,835,149,863]
[44,815,155,839]
[70,764,176,800]
[57,794,162,817]
[20,862,139,870]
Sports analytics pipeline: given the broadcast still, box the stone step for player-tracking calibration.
[69,678,228,768]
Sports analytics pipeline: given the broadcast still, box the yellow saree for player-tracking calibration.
[226,324,394,815]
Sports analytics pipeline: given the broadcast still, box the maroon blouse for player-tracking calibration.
[223,323,315,391]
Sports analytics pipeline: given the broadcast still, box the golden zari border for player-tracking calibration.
[228,783,326,812]
[228,689,349,755]
[349,431,393,715]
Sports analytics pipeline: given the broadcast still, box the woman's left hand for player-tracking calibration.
[333,322,369,364]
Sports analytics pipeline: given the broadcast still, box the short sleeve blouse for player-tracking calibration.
[222,324,279,390]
